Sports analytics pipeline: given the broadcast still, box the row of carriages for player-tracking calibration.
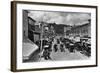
[61,37,91,57]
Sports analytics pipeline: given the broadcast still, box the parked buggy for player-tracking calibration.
[81,43,91,57]
[74,42,83,51]
[69,43,75,53]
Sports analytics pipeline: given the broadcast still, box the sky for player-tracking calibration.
[28,10,91,26]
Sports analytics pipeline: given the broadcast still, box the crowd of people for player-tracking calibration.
[35,36,91,60]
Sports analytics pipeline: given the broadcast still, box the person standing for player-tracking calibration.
[43,42,52,60]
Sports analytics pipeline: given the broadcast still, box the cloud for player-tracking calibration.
[28,10,91,26]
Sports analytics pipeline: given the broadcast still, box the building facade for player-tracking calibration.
[28,17,40,43]
[67,19,91,38]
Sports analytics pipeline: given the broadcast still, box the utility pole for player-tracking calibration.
[39,22,44,61]
[64,27,66,38]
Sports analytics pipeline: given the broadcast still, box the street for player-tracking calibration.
[40,47,89,62]
[23,36,90,63]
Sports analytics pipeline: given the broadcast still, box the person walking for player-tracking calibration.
[54,44,58,52]
[60,43,65,52]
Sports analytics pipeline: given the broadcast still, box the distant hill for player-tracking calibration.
[48,23,71,35]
